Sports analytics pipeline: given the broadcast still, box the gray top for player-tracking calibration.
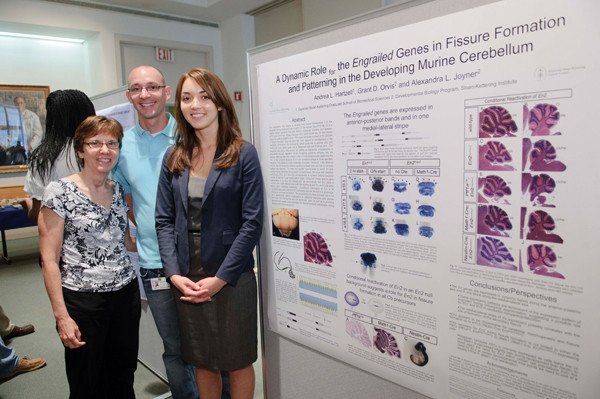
[188,175,206,232]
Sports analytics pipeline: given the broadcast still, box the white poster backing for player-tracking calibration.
[255,1,600,398]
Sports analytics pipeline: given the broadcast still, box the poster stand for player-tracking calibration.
[249,0,600,398]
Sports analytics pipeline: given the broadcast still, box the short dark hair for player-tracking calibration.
[73,116,123,167]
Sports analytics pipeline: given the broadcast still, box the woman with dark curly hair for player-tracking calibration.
[24,89,95,222]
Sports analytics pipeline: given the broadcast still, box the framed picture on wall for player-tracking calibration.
[0,84,49,173]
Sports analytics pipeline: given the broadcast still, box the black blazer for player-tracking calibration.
[155,142,264,286]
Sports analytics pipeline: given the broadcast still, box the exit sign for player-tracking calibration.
[155,47,174,62]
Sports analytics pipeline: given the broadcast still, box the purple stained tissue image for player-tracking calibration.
[479,106,518,138]
[479,140,515,171]
[478,205,512,237]
[521,138,532,171]
[478,174,512,204]
[346,319,372,348]
[527,244,564,279]
[522,173,556,207]
[303,232,333,266]
[528,139,567,172]
[529,103,561,136]
[477,236,516,270]
[526,210,564,244]
[373,327,401,358]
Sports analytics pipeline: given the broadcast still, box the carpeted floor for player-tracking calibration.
[0,236,265,399]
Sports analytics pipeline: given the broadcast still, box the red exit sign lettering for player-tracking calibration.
[155,47,174,62]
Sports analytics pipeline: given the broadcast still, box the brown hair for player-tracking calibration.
[168,68,243,173]
[73,115,123,167]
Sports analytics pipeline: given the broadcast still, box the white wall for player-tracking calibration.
[0,0,222,96]
[301,0,380,31]
[253,0,303,46]
[0,0,222,187]
[221,14,255,141]
[0,36,87,90]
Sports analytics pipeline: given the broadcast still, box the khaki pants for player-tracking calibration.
[0,305,15,337]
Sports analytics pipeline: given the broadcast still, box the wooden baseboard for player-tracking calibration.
[0,185,28,199]
[4,227,38,240]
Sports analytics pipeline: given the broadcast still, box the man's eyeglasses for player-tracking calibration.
[127,85,165,96]
[84,140,120,150]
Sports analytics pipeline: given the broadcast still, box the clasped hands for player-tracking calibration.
[171,275,226,303]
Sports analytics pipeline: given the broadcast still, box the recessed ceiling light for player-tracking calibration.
[0,31,84,43]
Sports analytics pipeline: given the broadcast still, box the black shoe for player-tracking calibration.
[4,324,35,340]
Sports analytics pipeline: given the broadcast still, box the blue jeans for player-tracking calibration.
[0,335,18,379]
[139,268,198,399]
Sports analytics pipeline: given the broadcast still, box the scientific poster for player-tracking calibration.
[255,1,600,398]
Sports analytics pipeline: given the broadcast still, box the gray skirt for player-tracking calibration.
[172,235,257,370]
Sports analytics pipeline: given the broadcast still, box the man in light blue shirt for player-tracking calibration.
[112,65,197,399]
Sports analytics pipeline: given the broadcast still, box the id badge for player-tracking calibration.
[150,277,170,290]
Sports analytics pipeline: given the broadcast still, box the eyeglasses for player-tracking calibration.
[127,85,165,96]
[84,140,120,150]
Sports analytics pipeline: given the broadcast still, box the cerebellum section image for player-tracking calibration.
[371,177,385,192]
[526,103,561,136]
[479,105,518,138]
[346,319,371,348]
[525,244,564,279]
[478,174,512,204]
[393,180,408,193]
[419,225,434,238]
[525,138,567,172]
[477,205,512,237]
[479,140,515,171]
[476,236,516,271]
[360,252,377,269]
[525,209,563,244]
[394,223,409,236]
[352,217,364,231]
[303,232,333,266]
[417,181,436,196]
[468,95,568,280]
[372,219,387,234]
[522,173,556,207]
[373,327,401,358]
[394,202,411,215]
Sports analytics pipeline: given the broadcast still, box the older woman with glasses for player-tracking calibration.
[38,115,140,399]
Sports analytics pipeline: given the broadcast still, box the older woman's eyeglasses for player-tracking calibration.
[127,85,165,96]
[84,140,120,150]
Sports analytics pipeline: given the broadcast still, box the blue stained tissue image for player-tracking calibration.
[419,226,434,238]
[373,201,385,213]
[372,178,384,192]
[352,200,363,211]
[345,291,360,306]
[352,180,362,191]
[417,205,435,217]
[394,202,411,215]
[418,181,436,196]
[352,218,364,231]
[360,252,377,268]
[373,220,387,234]
[393,181,408,193]
[394,223,409,236]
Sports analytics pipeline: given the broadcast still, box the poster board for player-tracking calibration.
[249,0,600,398]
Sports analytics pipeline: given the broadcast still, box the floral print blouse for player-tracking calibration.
[42,178,135,292]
